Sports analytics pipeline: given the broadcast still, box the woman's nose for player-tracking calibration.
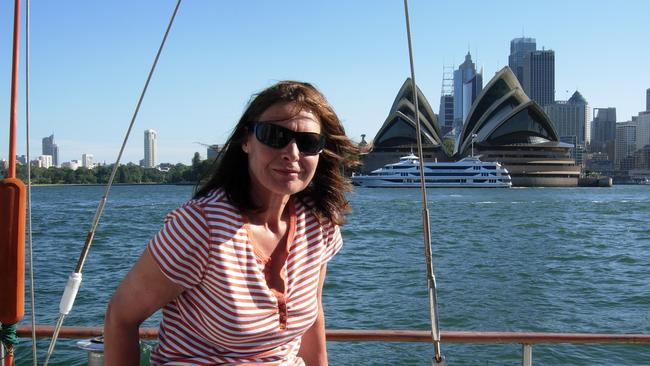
[281,139,300,160]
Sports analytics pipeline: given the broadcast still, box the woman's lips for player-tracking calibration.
[274,168,300,176]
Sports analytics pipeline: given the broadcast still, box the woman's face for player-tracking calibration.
[242,102,321,204]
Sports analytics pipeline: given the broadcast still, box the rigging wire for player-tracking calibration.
[402,0,444,364]
[25,0,38,364]
[42,1,183,364]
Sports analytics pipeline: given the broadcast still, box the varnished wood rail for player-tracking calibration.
[17,325,650,366]
[16,325,650,344]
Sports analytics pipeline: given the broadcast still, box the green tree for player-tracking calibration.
[165,163,189,183]
[443,138,455,157]
[142,168,164,183]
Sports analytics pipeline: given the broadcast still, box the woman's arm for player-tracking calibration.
[104,248,184,366]
[298,263,329,366]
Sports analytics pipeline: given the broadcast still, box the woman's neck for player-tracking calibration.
[247,194,291,232]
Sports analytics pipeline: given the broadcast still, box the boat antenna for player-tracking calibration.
[42,1,183,364]
[402,1,444,364]
[471,133,477,157]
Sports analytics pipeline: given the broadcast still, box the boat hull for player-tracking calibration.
[352,178,511,188]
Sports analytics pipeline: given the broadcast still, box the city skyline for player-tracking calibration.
[1,1,648,164]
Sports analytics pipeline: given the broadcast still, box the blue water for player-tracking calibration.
[10,185,650,365]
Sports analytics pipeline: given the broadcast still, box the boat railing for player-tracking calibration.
[16,325,650,366]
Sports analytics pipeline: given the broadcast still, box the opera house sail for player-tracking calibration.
[456,67,580,187]
[361,78,446,173]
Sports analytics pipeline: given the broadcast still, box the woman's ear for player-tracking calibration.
[241,137,250,154]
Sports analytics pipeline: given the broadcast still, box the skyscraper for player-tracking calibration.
[615,122,637,170]
[144,129,157,168]
[591,108,616,157]
[508,37,536,86]
[523,50,555,106]
[437,66,454,135]
[82,153,94,168]
[453,52,482,132]
[38,155,53,168]
[42,134,59,167]
[633,113,650,151]
[544,91,592,149]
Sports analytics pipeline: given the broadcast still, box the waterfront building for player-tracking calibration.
[16,155,27,165]
[614,114,650,171]
[82,153,94,168]
[360,78,443,173]
[453,52,483,133]
[508,37,536,86]
[634,113,650,151]
[523,50,555,107]
[615,122,636,170]
[38,155,53,168]
[158,162,174,172]
[62,160,81,170]
[144,129,157,169]
[544,91,592,164]
[587,151,612,172]
[206,145,221,160]
[438,94,454,136]
[591,108,616,156]
[42,134,59,167]
[632,146,650,170]
[590,108,616,170]
[457,66,579,187]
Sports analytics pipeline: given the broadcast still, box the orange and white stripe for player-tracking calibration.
[148,188,342,365]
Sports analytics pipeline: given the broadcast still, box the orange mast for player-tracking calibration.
[0,0,26,365]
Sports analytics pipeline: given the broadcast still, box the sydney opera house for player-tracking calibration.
[361,67,581,186]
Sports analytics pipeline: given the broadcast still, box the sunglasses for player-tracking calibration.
[249,122,325,155]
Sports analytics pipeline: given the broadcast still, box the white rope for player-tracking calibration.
[25,0,38,364]
[42,1,183,364]
[402,0,444,364]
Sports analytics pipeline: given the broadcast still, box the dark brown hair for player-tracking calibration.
[194,81,359,225]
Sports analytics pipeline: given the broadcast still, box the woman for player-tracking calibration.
[105,81,359,365]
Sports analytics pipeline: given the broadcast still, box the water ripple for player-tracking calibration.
[13,185,650,365]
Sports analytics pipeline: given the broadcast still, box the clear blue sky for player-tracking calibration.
[1,0,648,164]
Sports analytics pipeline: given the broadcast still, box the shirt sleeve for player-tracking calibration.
[321,222,343,264]
[147,202,210,289]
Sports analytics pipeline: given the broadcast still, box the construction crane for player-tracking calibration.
[194,142,221,160]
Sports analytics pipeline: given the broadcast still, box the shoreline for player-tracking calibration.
[30,182,195,187]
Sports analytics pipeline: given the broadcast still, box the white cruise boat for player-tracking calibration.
[352,153,512,188]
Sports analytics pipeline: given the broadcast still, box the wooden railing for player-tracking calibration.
[17,325,650,366]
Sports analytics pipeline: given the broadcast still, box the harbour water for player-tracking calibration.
[12,184,650,365]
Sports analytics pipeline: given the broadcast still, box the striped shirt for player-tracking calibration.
[148,188,342,365]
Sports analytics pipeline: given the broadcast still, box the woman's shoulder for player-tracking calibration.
[178,187,242,225]
[294,195,336,229]
[185,187,236,209]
